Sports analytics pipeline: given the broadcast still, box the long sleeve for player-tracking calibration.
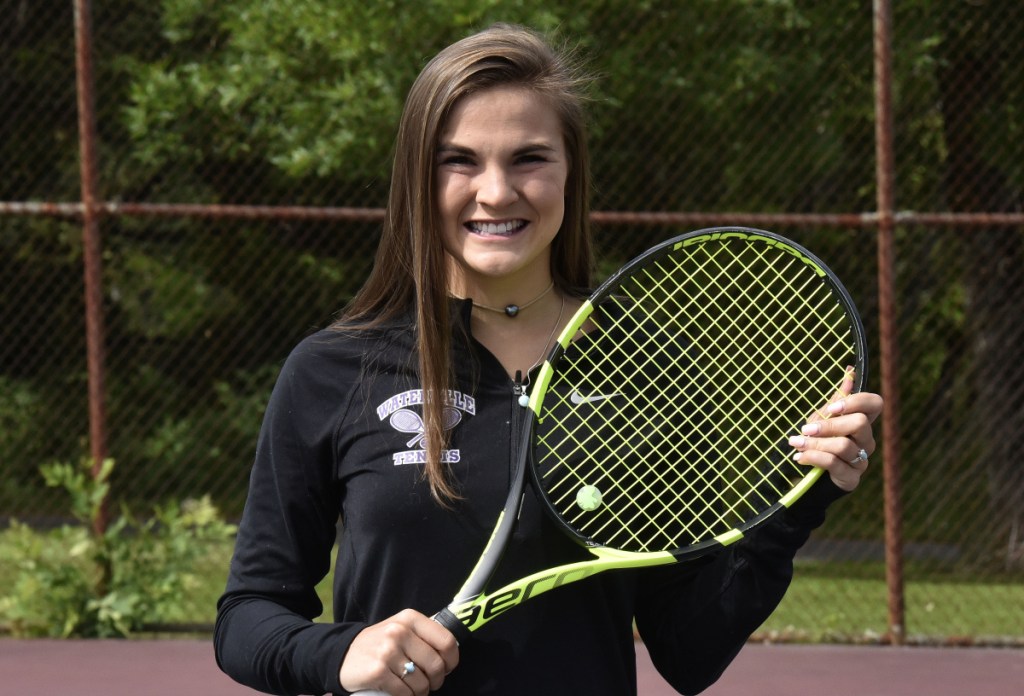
[214,599,361,695]
[214,335,364,696]
[634,476,847,695]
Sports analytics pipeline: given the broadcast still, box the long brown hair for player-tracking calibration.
[340,23,594,503]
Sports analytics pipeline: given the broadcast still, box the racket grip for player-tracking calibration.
[433,607,471,644]
[348,611,467,696]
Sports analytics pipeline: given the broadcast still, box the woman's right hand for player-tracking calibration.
[339,609,460,695]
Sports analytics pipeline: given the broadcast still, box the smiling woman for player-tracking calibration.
[436,85,568,305]
[212,23,883,696]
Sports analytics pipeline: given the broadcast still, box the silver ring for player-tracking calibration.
[850,448,869,466]
[401,660,416,678]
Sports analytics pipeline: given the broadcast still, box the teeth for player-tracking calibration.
[469,220,524,235]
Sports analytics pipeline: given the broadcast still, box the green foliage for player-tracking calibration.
[124,0,567,183]
[0,459,236,638]
[107,362,279,513]
[0,376,85,513]
[108,248,236,340]
[0,378,48,487]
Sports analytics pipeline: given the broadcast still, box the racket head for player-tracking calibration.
[527,227,867,559]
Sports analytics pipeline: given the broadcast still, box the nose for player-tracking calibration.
[475,164,519,208]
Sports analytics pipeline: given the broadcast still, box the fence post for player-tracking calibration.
[73,0,110,538]
[872,0,906,646]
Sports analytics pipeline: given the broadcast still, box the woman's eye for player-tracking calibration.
[437,151,474,167]
[516,150,556,165]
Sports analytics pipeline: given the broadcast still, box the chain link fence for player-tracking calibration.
[2,1,1022,644]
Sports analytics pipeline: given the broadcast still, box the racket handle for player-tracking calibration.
[348,611,468,695]
[432,606,470,644]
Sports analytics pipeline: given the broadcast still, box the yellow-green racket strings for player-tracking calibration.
[534,236,856,554]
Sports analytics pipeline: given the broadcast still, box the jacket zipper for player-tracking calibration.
[510,370,529,491]
[513,369,530,407]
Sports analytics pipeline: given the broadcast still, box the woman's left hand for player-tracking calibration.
[788,370,884,492]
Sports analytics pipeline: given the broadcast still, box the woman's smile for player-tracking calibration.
[465,219,529,237]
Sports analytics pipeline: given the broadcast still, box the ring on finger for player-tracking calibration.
[850,448,869,466]
[401,660,416,679]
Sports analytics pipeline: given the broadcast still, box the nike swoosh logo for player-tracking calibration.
[570,390,622,405]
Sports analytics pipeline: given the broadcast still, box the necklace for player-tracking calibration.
[472,282,554,318]
[517,295,565,407]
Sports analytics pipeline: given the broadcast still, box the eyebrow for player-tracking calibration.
[435,142,560,157]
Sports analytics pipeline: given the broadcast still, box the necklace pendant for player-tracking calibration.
[504,304,520,318]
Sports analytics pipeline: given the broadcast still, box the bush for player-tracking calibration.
[0,458,236,637]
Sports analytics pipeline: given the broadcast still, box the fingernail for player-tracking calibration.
[802,423,820,436]
[789,435,805,448]
[792,452,803,462]
[827,400,844,415]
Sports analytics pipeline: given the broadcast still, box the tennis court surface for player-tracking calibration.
[1,638,1020,695]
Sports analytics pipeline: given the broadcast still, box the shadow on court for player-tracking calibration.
[1,638,1021,695]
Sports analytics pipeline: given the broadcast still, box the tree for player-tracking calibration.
[934,0,1024,566]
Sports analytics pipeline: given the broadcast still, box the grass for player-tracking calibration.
[2,528,1022,644]
[758,561,1024,645]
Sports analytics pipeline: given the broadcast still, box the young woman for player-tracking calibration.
[214,24,883,696]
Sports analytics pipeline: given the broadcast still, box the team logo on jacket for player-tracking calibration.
[376,389,476,465]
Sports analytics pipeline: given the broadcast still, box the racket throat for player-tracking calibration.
[448,548,677,633]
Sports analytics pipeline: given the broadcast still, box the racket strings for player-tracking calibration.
[551,343,719,550]
[535,237,857,553]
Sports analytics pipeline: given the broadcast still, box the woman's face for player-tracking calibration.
[435,86,568,295]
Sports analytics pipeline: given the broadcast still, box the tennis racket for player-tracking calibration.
[354,226,867,694]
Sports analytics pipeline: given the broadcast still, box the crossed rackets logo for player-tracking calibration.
[376,389,477,465]
[388,406,463,448]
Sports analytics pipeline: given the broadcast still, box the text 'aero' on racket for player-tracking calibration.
[353,227,867,694]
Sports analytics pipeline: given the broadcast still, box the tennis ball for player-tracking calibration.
[575,484,603,511]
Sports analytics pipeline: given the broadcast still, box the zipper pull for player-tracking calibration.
[513,370,530,407]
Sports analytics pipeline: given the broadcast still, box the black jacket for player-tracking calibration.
[214,302,845,695]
